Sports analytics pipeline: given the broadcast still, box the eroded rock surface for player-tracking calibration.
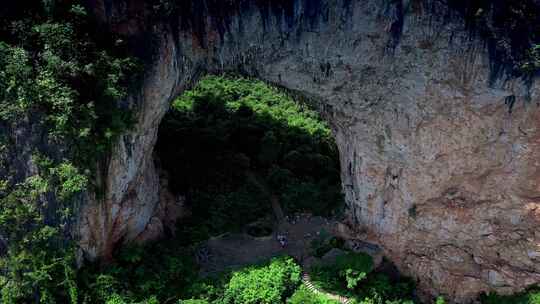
[79,0,540,301]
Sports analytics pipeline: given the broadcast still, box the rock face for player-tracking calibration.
[79,0,540,301]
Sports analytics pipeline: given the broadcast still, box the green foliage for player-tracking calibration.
[0,12,137,159]
[179,300,210,304]
[0,1,138,303]
[104,294,159,304]
[522,44,540,73]
[334,253,373,289]
[222,256,301,304]
[158,75,343,237]
[78,243,199,304]
[481,288,540,304]
[183,277,229,303]
[0,158,85,303]
[0,2,535,304]
[435,297,446,304]
[172,76,330,138]
[310,230,346,259]
[286,285,340,304]
[344,268,367,290]
[52,161,88,200]
[310,253,373,294]
[355,274,415,303]
[357,296,413,304]
[309,253,415,304]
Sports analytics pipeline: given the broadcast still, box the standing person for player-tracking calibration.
[277,234,286,248]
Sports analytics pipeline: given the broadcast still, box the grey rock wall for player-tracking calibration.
[80,0,540,301]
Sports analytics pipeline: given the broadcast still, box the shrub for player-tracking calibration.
[310,252,373,298]
[358,296,413,304]
[335,253,374,290]
[481,287,540,304]
[222,256,301,304]
[435,296,446,304]
[309,253,416,303]
[310,233,345,258]
[354,273,416,303]
[105,294,159,304]
[287,285,340,304]
[179,300,210,304]
[78,243,199,304]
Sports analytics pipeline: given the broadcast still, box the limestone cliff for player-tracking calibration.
[79,0,540,301]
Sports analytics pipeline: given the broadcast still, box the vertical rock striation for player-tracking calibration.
[79,0,540,301]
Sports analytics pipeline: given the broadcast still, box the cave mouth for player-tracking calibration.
[77,75,421,304]
[154,75,345,242]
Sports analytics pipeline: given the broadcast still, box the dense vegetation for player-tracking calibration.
[79,253,326,304]
[0,1,538,304]
[156,76,343,238]
[72,77,419,304]
[480,288,540,304]
[307,253,416,304]
[72,238,540,304]
[0,1,137,303]
[176,253,416,304]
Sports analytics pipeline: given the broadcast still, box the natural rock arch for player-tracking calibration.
[78,0,540,301]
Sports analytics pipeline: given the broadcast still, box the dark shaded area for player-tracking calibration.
[169,0,333,48]
[88,0,350,55]
[442,0,540,80]
[155,77,343,240]
[89,0,539,84]
[385,0,405,52]
[384,0,540,79]
[77,242,199,303]
[480,286,540,304]
[309,252,417,303]
[167,0,539,80]
[0,0,141,165]
[73,76,346,303]
[0,2,41,39]
[0,2,142,302]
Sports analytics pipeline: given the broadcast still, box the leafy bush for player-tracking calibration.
[481,288,540,304]
[287,285,340,304]
[357,296,413,304]
[179,300,210,304]
[309,230,347,261]
[222,256,301,304]
[435,297,446,304]
[0,158,86,303]
[309,253,416,304]
[334,253,374,289]
[354,274,415,303]
[77,242,199,303]
[310,252,373,297]
[105,294,159,304]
